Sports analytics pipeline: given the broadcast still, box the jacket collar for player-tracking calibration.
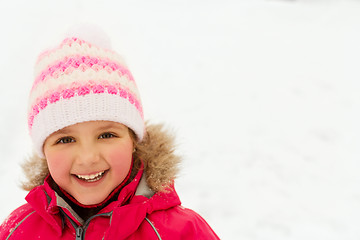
[25,166,181,237]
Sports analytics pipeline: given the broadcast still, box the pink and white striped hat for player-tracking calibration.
[28,28,144,158]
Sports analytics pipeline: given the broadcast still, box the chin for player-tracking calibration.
[76,195,106,206]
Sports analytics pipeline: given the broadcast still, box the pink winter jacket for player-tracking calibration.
[0,169,219,240]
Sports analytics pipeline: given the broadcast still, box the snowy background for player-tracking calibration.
[1,0,360,239]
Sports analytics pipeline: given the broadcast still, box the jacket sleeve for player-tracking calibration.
[0,204,35,240]
[175,206,220,240]
[148,205,220,240]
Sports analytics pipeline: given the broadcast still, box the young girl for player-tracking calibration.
[0,28,219,239]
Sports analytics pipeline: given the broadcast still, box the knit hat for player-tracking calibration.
[28,28,144,158]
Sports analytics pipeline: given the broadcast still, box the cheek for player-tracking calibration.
[45,151,71,178]
[108,145,133,176]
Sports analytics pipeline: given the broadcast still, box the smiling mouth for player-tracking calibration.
[75,170,106,183]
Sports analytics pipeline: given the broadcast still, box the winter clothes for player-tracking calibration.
[29,31,145,159]
[2,26,219,240]
[0,124,220,240]
[0,170,218,240]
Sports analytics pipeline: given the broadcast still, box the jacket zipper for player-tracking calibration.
[75,226,84,240]
[60,208,112,240]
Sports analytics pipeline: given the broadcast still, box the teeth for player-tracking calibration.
[76,171,105,182]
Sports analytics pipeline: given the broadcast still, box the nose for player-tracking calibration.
[75,141,101,166]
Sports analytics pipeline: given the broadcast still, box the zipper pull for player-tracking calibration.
[76,226,83,240]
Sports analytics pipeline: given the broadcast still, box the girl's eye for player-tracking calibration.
[99,132,116,139]
[56,137,74,144]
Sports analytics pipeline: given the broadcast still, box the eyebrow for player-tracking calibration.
[53,128,71,135]
[96,122,126,131]
[54,122,126,135]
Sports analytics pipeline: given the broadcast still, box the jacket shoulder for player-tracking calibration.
[0,204,35,240]
[147,205,220,240]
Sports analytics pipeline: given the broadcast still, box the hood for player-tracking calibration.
[21,122,181,193]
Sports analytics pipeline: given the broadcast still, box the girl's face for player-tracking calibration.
[43,121,134,205]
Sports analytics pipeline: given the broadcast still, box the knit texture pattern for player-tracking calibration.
[28,37,144,158]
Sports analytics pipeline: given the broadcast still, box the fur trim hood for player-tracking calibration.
[21,122,181,193]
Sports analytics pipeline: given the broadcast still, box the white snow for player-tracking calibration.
[1,0,360,239]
